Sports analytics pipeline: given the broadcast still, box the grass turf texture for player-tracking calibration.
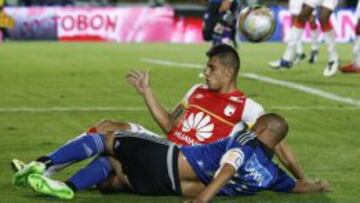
[0,42,359,203]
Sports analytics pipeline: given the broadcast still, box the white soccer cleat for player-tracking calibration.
[269,59,292,69]
[323,61,339,77]
[11,159,26,172]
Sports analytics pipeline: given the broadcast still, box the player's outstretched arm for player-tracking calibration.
[275,140,306,180]
[292,179,331,193]
[126,70,172,133]
[193,164,236,203]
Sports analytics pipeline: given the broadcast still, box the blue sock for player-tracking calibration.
[47,133,105,166]
[67,156,112,191]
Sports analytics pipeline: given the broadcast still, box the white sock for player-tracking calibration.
[296,40,304,55]
[353,36,360,67]
[283,27,304,61]
[323,30,338,62]
[310,29,319,51]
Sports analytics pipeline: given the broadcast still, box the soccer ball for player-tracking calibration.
[238,5,276,42]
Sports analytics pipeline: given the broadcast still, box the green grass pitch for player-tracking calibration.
[0,41,359,203]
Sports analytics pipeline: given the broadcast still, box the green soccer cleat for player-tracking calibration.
[13,161,45,187]
[10,159,26,172]
[28,174,74,200]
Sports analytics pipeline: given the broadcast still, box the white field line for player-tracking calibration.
[140,58,360,107]
[141,58,203,69]
[243,73,360,106]
[0,106,359,113]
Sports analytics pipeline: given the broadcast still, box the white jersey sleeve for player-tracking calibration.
[241,98,265,127]
[214,148,245,177]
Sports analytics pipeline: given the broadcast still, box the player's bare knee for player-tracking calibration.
[299,4,313,23]
[95,120,130,134]
[319,7,332,21]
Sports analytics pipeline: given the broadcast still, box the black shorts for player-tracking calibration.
[113,131,181,196]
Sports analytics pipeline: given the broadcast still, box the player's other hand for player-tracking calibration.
[315,179,331,192]
[126,70,150,95]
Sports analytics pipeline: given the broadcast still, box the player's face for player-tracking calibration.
[203,56,229,92]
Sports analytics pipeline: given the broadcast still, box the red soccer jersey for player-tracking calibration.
[167,84,264,145]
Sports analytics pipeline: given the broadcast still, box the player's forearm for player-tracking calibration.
[142,87,173,133]
[292,179,330,193]
[275,141,305,180]
[195,164,235,202]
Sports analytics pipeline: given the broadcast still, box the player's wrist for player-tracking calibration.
[142,86,153,97]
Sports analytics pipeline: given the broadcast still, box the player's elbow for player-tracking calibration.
[162,122,173,134]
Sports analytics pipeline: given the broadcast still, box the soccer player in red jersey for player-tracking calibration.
[12,44,305,185]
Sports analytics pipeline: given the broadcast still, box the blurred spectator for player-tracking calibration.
[0,0,14,41]
[149,0,164,7]
[18,0,74,6]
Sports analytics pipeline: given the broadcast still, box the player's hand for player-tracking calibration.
[315,179,331,192]
[126,70,150,95]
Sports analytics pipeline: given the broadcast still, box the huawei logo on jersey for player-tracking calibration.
[181,112,214,141]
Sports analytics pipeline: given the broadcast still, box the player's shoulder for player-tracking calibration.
[227,130,257,149]
[187,83,207,93]
[244,97,263,109]
[182,83,207,101]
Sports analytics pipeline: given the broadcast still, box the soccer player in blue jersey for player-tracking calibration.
[13,113,329,201]
[203,0,239,46]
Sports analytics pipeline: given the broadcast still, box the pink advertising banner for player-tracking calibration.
[55,7,203,43]
[4,6,204,43]
[3,6,359,43]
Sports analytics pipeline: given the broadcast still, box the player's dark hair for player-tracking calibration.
[257,113,289,142]
[206,44,240,79]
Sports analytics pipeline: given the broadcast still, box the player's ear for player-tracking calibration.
[225,66,234,79]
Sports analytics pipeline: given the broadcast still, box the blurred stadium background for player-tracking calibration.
[0,0,359,203]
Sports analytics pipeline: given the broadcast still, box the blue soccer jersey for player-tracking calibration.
[180,130,296,196]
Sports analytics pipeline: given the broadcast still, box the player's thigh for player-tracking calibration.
[299,3,314,22]
[319,6,333,24]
